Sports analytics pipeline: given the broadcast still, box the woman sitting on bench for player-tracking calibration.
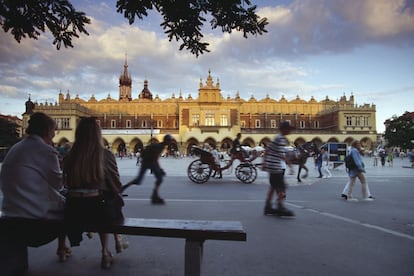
[63,117,126,269]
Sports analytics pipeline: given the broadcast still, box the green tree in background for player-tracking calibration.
[384,112,414,150]
[0,0,268,56]
[0,118,20,147]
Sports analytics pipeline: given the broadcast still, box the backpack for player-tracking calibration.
[345,154,357,170]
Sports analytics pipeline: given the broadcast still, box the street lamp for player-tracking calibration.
[150,113,153,143]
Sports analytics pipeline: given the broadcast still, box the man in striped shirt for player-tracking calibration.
[263,121,295,217]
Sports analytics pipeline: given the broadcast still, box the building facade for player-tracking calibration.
[22,60,378,155]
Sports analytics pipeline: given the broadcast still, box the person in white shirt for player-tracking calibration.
[0,112,70,262]
[321,147,332,178]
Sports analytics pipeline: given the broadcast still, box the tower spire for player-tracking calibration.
[119,53,132,100]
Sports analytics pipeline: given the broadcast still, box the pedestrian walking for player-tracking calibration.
[316,149,323,178]
[342,140,374,201]
[387,150,394,167]
[122,134,173,204]
[321,147,332,178]
[135,150,141,166]
[263,121,295,217]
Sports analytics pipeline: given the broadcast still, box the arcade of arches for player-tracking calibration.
[55,135,374,157]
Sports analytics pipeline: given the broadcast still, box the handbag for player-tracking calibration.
[100,191,124,224]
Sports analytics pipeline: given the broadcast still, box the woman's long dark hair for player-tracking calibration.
[63,117,104,189]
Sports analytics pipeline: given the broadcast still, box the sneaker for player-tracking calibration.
[341,194,348,200]
[347,198,358,202]
[362,197,374,202]
[151,196,165,205]
[322,176,328,179]
[275,206,295,217]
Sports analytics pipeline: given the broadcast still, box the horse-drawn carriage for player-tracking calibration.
[187,146,263,184]
[187,141,316,184]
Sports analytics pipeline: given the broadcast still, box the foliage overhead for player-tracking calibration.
[0,0,90,49]
[383,112,414,149]
[0,0,268,56]
[0,118,20,148]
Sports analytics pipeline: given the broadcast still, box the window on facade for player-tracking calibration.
[126,120,131,128]
[270,120,276,128]
[205,113,215,126]
[174,119,178,128]
[220,115,228,126]
[300,120,306,128]
[363,116,369,126]
[111,120,116,128]
[55,118,70,129]
[191,114,199,126]
[240,120,246,128]
[255,119,261,128]
[96,120,101,127]
[157,120,163,128]
[314,121,319,128]
[355,116,361,126]
[346,116,352,126]
[142,120,147,128]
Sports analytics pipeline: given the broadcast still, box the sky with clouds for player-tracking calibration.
[1,0,413,133]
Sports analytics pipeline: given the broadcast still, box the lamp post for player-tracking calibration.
[150,113,153,144]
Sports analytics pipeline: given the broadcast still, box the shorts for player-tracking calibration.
[269,170,286,194]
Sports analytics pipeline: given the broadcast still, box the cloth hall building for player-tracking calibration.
[22,61,378,156]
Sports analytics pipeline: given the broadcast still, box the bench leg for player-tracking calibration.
[185,239,204,276]
[0,238,28,276]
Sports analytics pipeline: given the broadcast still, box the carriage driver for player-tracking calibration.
[231,133,249,161]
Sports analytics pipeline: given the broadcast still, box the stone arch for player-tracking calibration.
[242,136,255,147]
[167,138,179,156]
[220,137,233,152]
[311,137,323,148]
[360,137,373,150]
[259,137,272,147]
[344,137,354,146]
[294,137,306,146]
[327,137,339,143]
[130,138,144,153]
[103,138,109,148]
[112,137,126,157]
[204,137,217,148]
[186,137,200,155]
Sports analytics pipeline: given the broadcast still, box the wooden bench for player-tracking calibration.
[0,217,247,276]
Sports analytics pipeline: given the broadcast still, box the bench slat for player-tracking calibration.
[90,218,247,242]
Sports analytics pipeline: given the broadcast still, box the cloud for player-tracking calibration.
[0,0,413,126]
[253,0,414,57]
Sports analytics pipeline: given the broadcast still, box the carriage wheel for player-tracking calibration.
[235,163,257,184]
[187,159,212,184]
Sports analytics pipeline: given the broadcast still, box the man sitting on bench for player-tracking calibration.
[0,112,70,264]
